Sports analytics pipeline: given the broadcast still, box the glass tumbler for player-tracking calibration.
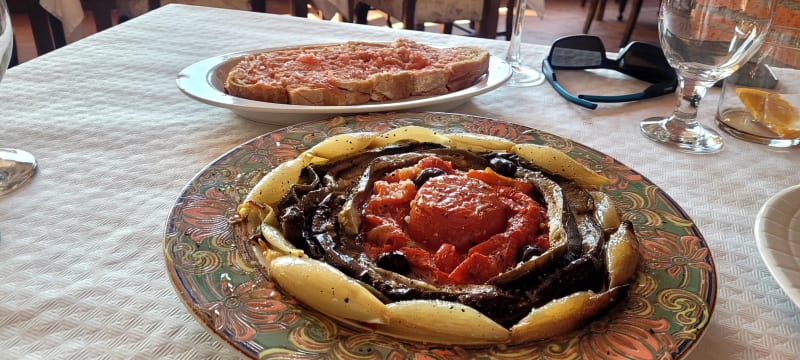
[716,25,800,148]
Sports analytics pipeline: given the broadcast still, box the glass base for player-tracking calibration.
[717,109,800,148]
[640,117,724,154]
[506,64,545,87]
[0,148,37,196]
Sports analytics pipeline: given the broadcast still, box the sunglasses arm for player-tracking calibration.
[542,61,598,110]
[578,80,676,103]
[579,93,646,102]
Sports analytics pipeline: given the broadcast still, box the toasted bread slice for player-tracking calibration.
[223,39,489,106]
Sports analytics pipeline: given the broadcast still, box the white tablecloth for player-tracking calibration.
[1,4,798,359]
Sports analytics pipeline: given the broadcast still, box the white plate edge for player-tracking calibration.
[175,44,512,123]
[754,183,800,309]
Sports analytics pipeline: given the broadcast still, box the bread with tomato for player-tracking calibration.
[223,39,490,106]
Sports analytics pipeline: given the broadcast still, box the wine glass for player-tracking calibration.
[505,0,544,87]
[639,0,777,153]
[0,0,37,196]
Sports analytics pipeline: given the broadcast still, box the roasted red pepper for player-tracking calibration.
[362,156,548,285]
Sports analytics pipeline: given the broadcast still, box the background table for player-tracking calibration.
[37,0,255,42]
[1,4,798,359]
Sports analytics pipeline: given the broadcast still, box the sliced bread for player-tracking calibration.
[224,39,490,106]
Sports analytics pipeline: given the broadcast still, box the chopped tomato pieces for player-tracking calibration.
[416,156,456,174]
[382,166,419,183]
[433,243,462,273]
[448,253,501,284]
[361,156,548,286]
[381,156,454,182]
[370,179,417,205]
[364,224,412,258]
[399,247,449,284]
[295,53,320,65]
[408,175,507,252]
[466,168,533,194]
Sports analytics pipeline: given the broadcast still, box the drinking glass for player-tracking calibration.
[505,0,544,87]
[0,0,37,195]
[716,25,800,148]
[639,0,777,154]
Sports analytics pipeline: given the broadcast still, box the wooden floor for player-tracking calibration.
[10,0,659,64]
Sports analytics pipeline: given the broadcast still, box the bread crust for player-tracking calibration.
[223,39,490,106]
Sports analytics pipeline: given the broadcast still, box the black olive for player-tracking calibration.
[519,244,543,262]
[376,251,411,273]
[413,168,446,187]
[489,157,517,177]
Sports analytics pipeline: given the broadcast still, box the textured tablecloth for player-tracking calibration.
[0,4,798,359]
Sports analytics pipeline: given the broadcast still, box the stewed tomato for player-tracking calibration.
[362,156,548,285]
[408,175,508,252]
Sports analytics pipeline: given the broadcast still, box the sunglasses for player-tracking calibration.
[542,35,678,110]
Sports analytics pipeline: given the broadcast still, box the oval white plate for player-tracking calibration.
[754,184,800,309]
[176,45,512,125]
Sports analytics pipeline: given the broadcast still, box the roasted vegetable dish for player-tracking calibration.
[236,126,640,345]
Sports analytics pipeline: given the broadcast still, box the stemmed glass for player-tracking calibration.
[640,0,777,153]
[0,0,37,195]
[505,0,544,87]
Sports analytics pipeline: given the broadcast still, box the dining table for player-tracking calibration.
[36,0,254,43]
[1,4,798,359]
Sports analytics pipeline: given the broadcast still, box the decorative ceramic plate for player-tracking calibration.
[164,112,716,359]
[755,184,800,308]
[175,46,511,126]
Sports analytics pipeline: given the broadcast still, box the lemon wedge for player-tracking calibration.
[736,87,800,138]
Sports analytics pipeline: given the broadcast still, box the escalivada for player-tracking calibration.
[236,126,640,346]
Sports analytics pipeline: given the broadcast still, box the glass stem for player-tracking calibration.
[669,77,709,129]
[506,0,526,67]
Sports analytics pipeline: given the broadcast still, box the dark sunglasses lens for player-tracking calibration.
[550,36,605,68]
[619,43,674,82]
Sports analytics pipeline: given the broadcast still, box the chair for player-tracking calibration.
[352,0,503,39]
[583,0,645,48]
[10,0,65,56]
[10,37,19,67]
[149,0,266,12]
[92,1,116,31]
[291,0,513,40]
[582,0,627,22]
[8,0,164,66]
[293,0,355,21]
[454,0,515,40]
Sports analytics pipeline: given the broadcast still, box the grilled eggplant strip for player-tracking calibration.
[278,205,322,258]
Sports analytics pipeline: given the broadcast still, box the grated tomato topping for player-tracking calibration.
[361,156,549,285]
